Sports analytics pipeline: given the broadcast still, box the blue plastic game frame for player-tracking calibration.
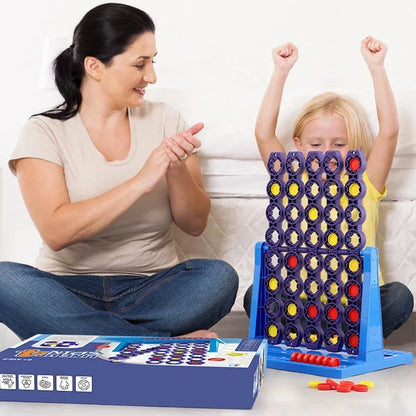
[248,150,413,378]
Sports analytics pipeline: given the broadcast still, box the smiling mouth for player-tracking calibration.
[134,88,145,95]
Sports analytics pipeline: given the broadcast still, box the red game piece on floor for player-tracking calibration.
[336,384,352,393]
[317,383,332,391]
[340,380,355,387]
[352,384,369,392]
[326,378,339,389]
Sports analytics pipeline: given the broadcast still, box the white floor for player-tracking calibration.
[0,313,415,416]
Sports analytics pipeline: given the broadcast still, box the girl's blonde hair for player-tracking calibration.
[293,92,373,158]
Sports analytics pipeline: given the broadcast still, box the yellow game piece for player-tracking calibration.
[349,258,360,272]
[270,183,280,196]
[268,324,278,338]
[308,207,319,221]
[348,182,360,197]
[289,182,299,196]
[327,233,338,246]
[268,277,278,291]
[358,381,374,388]
[308,380,322,388]
[287,303,297,316]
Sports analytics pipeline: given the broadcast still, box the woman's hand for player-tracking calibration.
[135,143,172,193]
[272,42,298,74]
[136,122,204,195]
[361,36,387,70]
[162,122,204,167]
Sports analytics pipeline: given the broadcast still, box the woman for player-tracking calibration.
[0,3,238,340]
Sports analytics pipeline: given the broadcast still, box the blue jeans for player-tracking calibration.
[0,260,238,340]
[243,281,414,339]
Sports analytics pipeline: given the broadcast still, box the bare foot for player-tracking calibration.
[179,329,218,339]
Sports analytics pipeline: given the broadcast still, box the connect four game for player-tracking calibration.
[248,150,413,378]
[0,334,267,409]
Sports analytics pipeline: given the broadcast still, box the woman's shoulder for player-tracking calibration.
[23,113,76,137]
[17,113,82,152]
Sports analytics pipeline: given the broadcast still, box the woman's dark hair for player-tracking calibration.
[36,3,155,120]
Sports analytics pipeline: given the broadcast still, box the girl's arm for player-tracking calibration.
[362,36,399,193]
[255,43,298,165]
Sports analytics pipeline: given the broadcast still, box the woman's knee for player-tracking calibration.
[0,262,47,304]
[187,259,239,311]
[0,262,26,287]
[207,259,239,296]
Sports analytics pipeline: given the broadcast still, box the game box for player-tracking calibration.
[0,334,267,409]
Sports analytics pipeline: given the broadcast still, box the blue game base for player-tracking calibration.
[0,334,267,409]
[249,242,414,378]
[266,344,413,378]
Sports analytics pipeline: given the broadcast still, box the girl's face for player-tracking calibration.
[99,32,157,108]
[294,113,350,161]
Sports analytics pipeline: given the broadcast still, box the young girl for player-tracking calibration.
[244,36,414,339]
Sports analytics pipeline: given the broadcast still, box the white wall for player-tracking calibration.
[1,0,415,263]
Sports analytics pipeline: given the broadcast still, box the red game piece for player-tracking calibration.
[297,353,306,362]
[328,307,339,321]
[348,334,359,347]
[348,309,360,322]
[288,255,298,269]
[328,357,340,367]
[348,283,360,298]
[309,354,318,364]
[308,305,318,319]
[352,384,369,392]
[317,383,332,391]
[326,378,339,389]
[321,356,331,366]
[349,157,360,171]
[336,384,352,393]
[340,380,355,387]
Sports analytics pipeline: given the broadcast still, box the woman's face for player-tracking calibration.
[99,31,157,108]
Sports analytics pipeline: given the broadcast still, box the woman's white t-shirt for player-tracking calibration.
[9,101,186,276]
